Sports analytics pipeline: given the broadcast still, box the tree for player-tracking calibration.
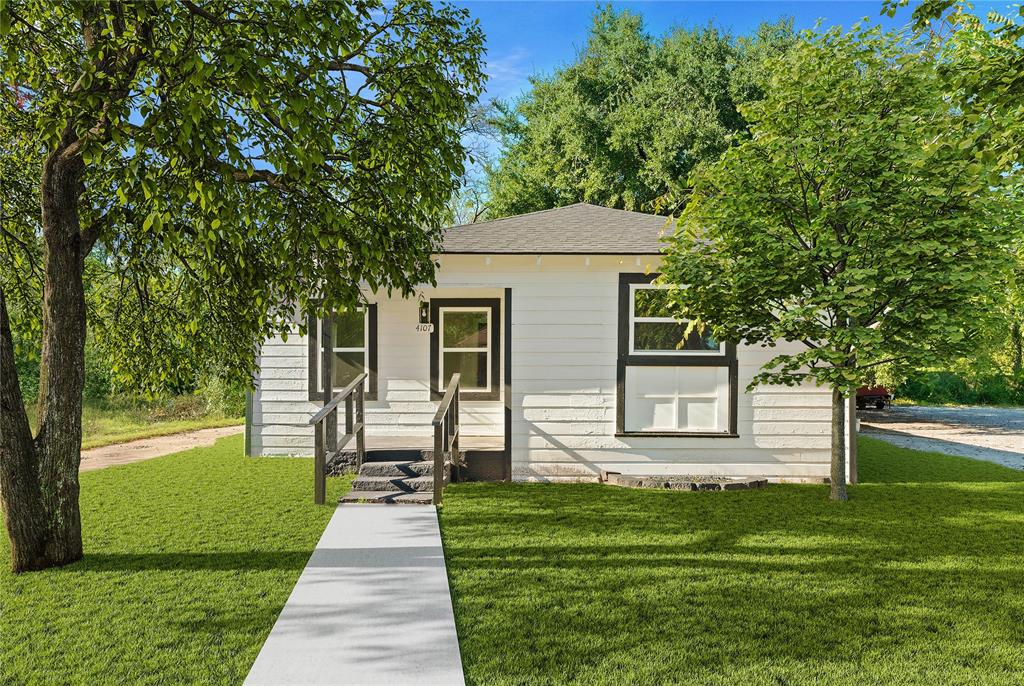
[0,0,484,572]
[484,7,794,218]
[660,24,1018,501]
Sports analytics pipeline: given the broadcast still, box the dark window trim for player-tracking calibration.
[616,273,738,437]
[306,304,378,402]
[430,298,501,402]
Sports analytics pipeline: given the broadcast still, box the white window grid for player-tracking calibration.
[439,306,491,392]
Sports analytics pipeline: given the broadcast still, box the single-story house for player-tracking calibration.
[246,203,856,487]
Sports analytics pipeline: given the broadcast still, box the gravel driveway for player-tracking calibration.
[859,405,1024,470]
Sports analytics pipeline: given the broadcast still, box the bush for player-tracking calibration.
[195,373,246,418]
[897,371,1024,406]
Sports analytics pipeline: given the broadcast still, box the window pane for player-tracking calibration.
[633,288,675,318]
[633,322,718,352]
[443,310,488,348]
[332,351,365,389]
[332,310,365,349]
[443,351,488,390]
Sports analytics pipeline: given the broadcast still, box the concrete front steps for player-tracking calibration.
[341,450,451,505]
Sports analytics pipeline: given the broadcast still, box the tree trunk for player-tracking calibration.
[0,135,87,572]
[830,386,848,502]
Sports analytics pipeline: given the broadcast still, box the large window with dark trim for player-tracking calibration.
[617,274,737,437]
[307,305,378,401]
[430,298,500,401]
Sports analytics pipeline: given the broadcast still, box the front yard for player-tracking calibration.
[0,435,348,685]
[441,437,1024,685]
[3,436,1024,685]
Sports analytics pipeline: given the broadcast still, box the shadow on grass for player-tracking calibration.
[64,550,314,572]
[439,440,1024,685]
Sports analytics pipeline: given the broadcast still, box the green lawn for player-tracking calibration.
[25,397,243,450]
[0,435,349,686]
[4,436,1024,685]
[440,437,1024,686]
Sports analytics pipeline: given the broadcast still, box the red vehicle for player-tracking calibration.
[856,386,892,410]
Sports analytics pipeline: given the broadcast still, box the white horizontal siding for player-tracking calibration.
[250,254,842,481]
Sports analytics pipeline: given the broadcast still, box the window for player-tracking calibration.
[306,305,378,401]
[624,366,730,432]
[630,284,723,355]
[429,298,500,401]
[617,274,736,437]
[440,308,491,392]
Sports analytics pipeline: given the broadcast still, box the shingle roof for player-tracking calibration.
[441,202,672,255]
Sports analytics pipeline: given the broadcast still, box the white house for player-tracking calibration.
[247,203,855,496]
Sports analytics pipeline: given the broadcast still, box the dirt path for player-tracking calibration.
[79,425,244,472]
[860,405,1024,470]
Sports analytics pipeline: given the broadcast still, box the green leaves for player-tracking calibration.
[1,0,485,392]
[661,23,1020,393]
[484,8,795,217]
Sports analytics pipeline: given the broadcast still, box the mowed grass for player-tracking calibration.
[440,436,1024,686]
[0,435,349,686]
[24,398,243,450]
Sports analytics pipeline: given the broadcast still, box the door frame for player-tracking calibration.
[429,298,502,401]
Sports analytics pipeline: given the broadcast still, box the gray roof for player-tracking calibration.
[441,202,672,255]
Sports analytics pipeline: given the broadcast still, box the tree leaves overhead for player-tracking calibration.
[484,6,795,217]
[660,23,1020,392]
[0,0,485,390]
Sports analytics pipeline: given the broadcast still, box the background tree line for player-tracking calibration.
[480,4,1024,408]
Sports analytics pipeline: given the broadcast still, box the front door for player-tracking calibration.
[429,298,501,401]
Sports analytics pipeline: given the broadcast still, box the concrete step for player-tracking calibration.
[358,460,445,478]
[340,490,434,505]
[350,475,441,493]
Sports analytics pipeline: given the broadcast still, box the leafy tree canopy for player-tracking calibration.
[662,23,1019,391]
[1,0,485,392]
[0,0,484,572]
[483,6,795,217]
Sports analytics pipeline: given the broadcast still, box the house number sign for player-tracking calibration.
[416,323,435,333]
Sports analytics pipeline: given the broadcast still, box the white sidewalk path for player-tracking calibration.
[245,504,465,686]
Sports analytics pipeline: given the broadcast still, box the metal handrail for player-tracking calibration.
[309,372,367,504]
[432,373,461,505]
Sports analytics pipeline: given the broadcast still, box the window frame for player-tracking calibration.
[629,283,727,356]
[429,298,501,402]
[439,306,493,393]
[616,273,738,437]
[306,305,378,401]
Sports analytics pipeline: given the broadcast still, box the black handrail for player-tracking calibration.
[308,372,367,504]
[431,373,461,505]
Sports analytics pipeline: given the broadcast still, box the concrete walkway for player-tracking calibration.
[79,424,243,471]
[244,504,465,686]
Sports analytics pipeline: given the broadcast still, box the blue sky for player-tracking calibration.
[451,1,1008,102]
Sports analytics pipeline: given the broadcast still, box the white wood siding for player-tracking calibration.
[251,254,845,482]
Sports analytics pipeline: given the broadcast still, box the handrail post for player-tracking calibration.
[433,420,443,506]
[356,379,366,469]
[313,421,326,505]
[451,391,460,482]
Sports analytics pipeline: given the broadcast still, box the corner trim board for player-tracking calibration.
[503,288,512,481]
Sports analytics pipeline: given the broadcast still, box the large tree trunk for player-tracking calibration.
[0,135,87,572]
[830,386,848,502]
